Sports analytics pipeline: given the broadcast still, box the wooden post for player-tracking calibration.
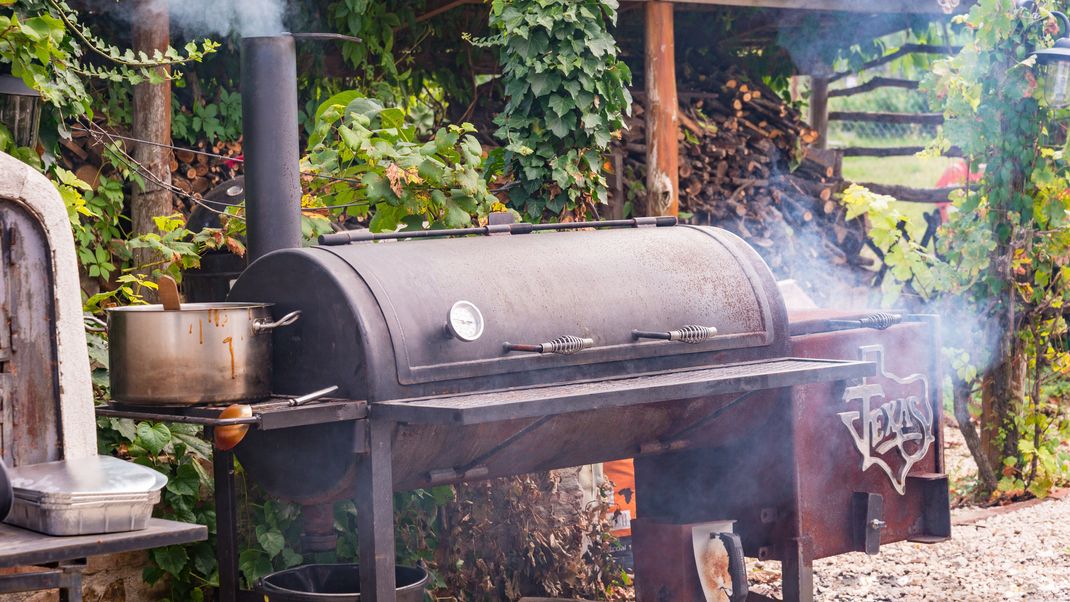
[644,1,679,217]
[131,0,172,277]
[810,74,830,150]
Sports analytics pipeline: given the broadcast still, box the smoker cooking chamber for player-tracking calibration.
[225,223,875,504]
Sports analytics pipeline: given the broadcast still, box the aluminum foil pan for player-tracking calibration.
[4,455,167,535]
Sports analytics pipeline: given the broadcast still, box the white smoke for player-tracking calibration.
[167,0,286,38]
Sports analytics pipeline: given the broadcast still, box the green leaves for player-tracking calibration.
[488,0,630,220]
[303,96,500,233]
[255,525,287,559]
[238,550,273,587]
[0,1,216,120]
[135,422,171,455]
[151,546,189,577]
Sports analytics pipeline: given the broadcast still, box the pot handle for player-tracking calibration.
[253,310,302,335]
[84,315,108,333]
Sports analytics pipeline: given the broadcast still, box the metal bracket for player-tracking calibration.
[0,559,86,600]
[427,465,488,485]
[852,492,885,555]
[353,420,369,455]
[638,391,761,455]
[425,416,553,484]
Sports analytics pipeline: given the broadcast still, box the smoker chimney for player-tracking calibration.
[241,35,302,262]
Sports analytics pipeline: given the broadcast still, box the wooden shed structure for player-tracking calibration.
[622,0,966,215]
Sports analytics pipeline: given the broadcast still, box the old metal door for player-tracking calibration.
[0,201,61,466]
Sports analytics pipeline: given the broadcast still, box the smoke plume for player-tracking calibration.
[167,0,286,38]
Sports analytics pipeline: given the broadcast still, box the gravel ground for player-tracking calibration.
[746,424,1070,601]
[747,493,1070,601]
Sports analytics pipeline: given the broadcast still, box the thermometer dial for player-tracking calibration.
[447,301,485,342]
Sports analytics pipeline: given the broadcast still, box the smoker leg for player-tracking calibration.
[781,536,814,602]
[57,560,85,602]
[356,419,397,602]
[213,444,240,602]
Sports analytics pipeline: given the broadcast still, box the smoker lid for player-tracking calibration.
[7,455,167,499]
[312,225,784,386]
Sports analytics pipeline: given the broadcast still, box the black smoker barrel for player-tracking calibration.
[241,35,303,261]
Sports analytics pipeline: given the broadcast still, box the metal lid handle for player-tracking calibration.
[633,325,718,344]
[504,335,595,355]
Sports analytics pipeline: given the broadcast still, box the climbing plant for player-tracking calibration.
[482,0,631,221]
[302,93,501,231]
[841,0,1070,499]
[0,0,216,122]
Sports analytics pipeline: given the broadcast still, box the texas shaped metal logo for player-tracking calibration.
[839,345,935,495]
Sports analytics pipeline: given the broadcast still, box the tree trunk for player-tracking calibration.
[130,0,172,280]
[809,74,829,150]
[952,377,997,492]
[980,345,1026,481]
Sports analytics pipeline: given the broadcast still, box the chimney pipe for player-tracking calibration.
[241,35,302,262]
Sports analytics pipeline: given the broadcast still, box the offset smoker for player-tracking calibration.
[223,219,947,601]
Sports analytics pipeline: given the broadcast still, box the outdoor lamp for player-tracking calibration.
[1020,1,1070,108]
[0,74,42,149]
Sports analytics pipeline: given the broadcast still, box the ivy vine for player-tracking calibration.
[484,0,631,220]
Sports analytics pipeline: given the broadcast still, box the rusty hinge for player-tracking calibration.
[2,223,15,266]
[0,314,10,365]
[852,492,885,555]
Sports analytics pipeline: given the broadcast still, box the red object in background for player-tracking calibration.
[225,154,244,171]
[605,459,638,537]
[935,160,983,221]
[935,160,982,188]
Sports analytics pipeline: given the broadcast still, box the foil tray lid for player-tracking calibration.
[7,455,167,498]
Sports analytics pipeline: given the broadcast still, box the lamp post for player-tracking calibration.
[1020,1,1070,108]
[0,75,42,149]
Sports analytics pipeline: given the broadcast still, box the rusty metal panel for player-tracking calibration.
[789,320,946,559]
[0,204,61,466]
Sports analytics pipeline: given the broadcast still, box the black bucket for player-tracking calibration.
[256,564,428,602]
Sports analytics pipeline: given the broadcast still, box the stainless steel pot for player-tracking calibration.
[107,303,300,405]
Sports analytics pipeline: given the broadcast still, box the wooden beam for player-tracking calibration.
[829,77,920,98]
[842,145,962,157]
[828,111,944,125]
[810,74,829,149]
[415,0,481,23]
[627,0,971,14]
[854,182,961,203]
[829,44,960,82]
[644,1,679,217]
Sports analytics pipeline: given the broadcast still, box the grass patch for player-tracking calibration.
[842,155,959,189]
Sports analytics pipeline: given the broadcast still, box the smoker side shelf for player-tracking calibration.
[95,398,369,431]
[0,519,207,568]
[376,357,875,426]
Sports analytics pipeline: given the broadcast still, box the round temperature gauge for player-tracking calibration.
[446,301,485,342]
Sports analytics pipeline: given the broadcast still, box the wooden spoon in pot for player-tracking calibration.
[158,275,181,311]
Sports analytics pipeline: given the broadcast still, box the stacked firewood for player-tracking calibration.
[170,140,242,200]
[56,122,241,212]
[620,68,871,303]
